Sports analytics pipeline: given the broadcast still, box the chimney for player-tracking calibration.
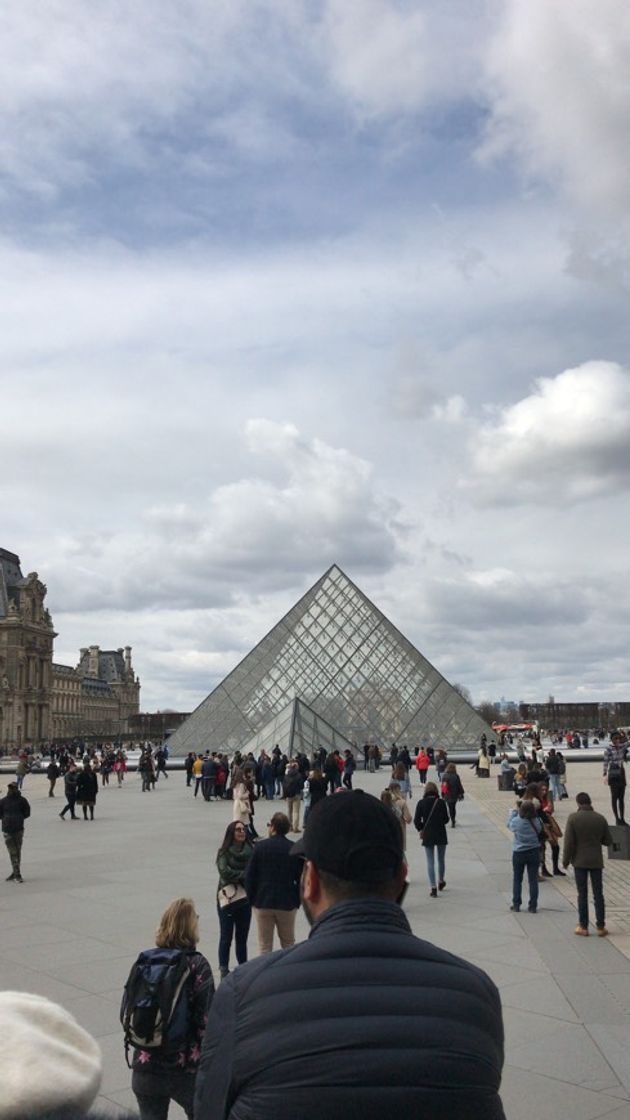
[88,645,100,678]
[124,646,132,672]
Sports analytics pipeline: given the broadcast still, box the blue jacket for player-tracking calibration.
[194,898,505,1120]
[508,810,542,851]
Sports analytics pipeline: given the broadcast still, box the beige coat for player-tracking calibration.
[232,782,251,824]
[477,749,490,773]
[391,791,412,849]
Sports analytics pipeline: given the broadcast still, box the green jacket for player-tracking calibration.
[562,807,613,869]
[217,842,253,891]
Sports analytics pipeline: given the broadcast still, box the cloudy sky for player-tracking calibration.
[3,0,630,711]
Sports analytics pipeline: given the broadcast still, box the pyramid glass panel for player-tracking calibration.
[239,698,357,761]
[168,565,493,755]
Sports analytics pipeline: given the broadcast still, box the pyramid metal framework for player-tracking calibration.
[168,564,492,756]
[239,697,358,760]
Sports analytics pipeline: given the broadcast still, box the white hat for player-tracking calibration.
[0,991,102,1119]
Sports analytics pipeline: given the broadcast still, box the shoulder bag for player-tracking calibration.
[218,883,248,910]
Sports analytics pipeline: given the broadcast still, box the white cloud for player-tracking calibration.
[42,420,402,613]
[482,1,630,223]
[432,395,466,423]
[319,0,490,118]
[465,361,630,504]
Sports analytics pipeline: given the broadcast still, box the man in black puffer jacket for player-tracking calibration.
[194,790,505,1120]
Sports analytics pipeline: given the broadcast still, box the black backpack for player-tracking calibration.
[120,948,192,1066]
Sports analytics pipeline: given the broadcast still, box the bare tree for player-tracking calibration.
[453,682,473,705]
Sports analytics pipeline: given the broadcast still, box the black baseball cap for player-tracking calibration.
[291,789,404,883]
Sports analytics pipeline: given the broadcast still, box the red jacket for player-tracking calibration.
[415,752,430,771]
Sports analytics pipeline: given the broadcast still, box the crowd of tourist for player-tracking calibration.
[1,729,628,1120]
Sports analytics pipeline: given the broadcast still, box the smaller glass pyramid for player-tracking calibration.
[239,697,357,760]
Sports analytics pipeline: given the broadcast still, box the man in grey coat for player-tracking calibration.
[563,792,613,937]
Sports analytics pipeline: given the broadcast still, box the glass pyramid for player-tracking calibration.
[239,697,357,760]
[168,564,492,755]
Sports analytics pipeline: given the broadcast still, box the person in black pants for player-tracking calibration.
[59,761,79,820]
[129,898,214,1120]
[216,822,254,979]
[184,752,195,787]
[442,763,464,827]
[75,758,98,820]
[603,733,627,824]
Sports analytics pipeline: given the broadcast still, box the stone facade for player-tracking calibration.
[1,548,141,748]
[0,549,56,748]
[51,647,140,738]
[50,663,82,739]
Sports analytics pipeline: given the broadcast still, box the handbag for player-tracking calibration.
[546,815,562,839]
[218,883,248,910]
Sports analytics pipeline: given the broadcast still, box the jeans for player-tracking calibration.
[132,1068,195,1120]
[424,844,446,888]
[265,781,274,800]
[418,770,428,784]
[512,848,539,910]
[446,799,457,825]
[610,782,626,823]
[575,867,606,929]
[217,901,251,970]
[549,773,562,801]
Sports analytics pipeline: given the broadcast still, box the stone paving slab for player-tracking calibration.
[2,767,630,1120]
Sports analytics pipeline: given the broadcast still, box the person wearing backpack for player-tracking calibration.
[122,897,214,1120]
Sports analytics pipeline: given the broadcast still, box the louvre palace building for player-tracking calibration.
[0,548,140,750]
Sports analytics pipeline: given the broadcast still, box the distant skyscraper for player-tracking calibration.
[168,564,492,755]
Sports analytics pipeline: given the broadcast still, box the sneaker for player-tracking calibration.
[5,873,15,881]
[541,868,552,878]
[438,881,446,891]
[509,904,520,912]
[14,875,23,884]
[553,869,566,877]
[596,927,609,937]
[574,925,589,936]
[219,967,230,979]
[527,905,537,913]
[430,887,438,898]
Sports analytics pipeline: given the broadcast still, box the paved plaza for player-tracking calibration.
[1,762,630,1120]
